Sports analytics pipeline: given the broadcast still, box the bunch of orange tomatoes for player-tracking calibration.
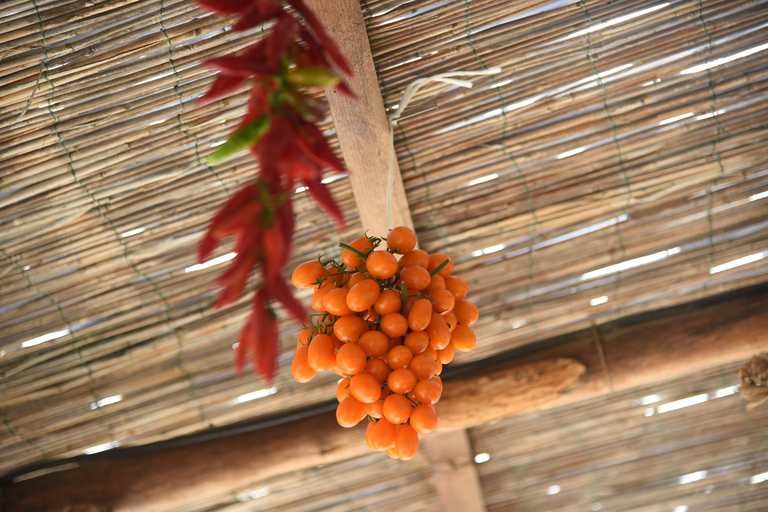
[290,227,478,460]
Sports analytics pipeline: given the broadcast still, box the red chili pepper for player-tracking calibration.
[197,74,248,106]
[254,114,294,183]
[295,119,345,173]
[232,0,284,31]
[281,152,323,183]
[234,306,257,377]
[295,25,332,69]
[292,28,355,99]
[265,275,307,324]
[198,184,260,263]
[332,80,356,99]
[214,230,262,308]
[254,303,279,383]
[262,224,287,279]
[276,196,295,256]
[287,0,353,76]
[195,0,251,15]
[236,87,271,130]
[264,15,301,67]
[204,52,279,79]
[302,177,345,228]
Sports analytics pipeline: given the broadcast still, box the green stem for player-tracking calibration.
[339,242,368,260]
[429,259,450,277]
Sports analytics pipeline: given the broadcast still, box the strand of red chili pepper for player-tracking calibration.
[193,0,354,382]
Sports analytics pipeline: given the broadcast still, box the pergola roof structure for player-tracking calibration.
[1,0,767,510]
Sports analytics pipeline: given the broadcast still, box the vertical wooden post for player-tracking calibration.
[422,429,488,512]
[309,0,415,236]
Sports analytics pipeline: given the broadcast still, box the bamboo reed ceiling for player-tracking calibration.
[472,364,768,512]
[0,0,767,496]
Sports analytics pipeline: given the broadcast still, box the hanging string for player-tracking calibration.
[384,67,502,231]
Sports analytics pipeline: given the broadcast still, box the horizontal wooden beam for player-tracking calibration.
[5,286,767,511]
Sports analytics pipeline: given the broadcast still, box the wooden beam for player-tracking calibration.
[439,285,766,427]
[4,411,368,512]
[422,429,488,512]
[5,286,768,511]
[309,0,415,236]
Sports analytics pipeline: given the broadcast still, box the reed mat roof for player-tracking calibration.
[1,0,767,497]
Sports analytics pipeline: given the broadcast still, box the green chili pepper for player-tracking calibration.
[208,116,270,165]
[286,67,341,88]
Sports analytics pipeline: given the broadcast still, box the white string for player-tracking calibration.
[385,67,502,231]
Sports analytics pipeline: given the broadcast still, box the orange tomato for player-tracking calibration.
[342,237,373,268]
[336,343,367,375]
[291,260,326,289]
[365,399,384,419]
[400,265,431,290]
[404,331,429,355]
[380,313,408,338]
[387,368,417,394]
[365,420,377,449]
[333,315,369,343]
[383,394,412,424]
[307,333,336,371]
[336,396,367,427]
[323,288,354,316]
[366,251,398,279]
[410,354,437,380]
[394,423,419,460]
[363,308,380,322]
[398,249,429,269]
[452,324,476,352]
[403,296,418,318]
[371,418,398,451]
[311,282,333,312]
[427,253,453,278]
[291,344,316,383]
[296,328,311,349]
[426,312,451,350]
[431,289,456,314]
[387,345,413,369]
[350,373,382,403]
[444,276,468,300]
[410,404,437,434]
[346,279,381,312]
[387,226,417,254]
[437,341,455,364]
[443,310,458,332]
[358,330,389,357]
[373,289,401,316]
[454,299,479,325]
[413,379,441,405]
[424,274,446,294]
[344,272,368,289]
[408,298,432,331]
[325,265,346,285]
[422,347,438,363]
[336,377,351,402]
[364,357,390,383]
